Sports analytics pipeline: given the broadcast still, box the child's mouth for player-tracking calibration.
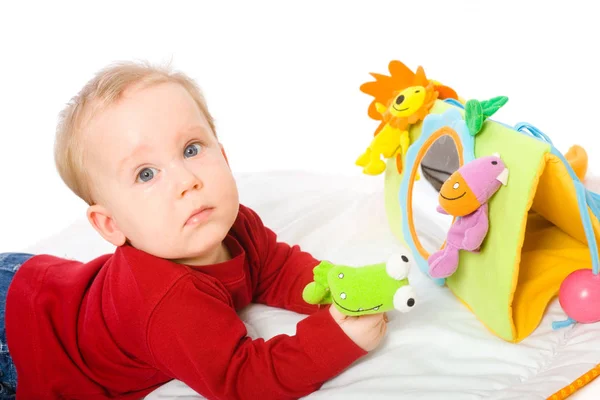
[185,207,214,226]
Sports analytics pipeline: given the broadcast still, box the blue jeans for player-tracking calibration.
[0,253,33,399]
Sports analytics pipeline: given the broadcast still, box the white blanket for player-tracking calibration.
[25,171,600,399]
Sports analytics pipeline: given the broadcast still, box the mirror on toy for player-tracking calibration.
[420,134,460,192]
[410,134,459,255]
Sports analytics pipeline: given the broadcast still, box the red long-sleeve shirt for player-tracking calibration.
[6,204,366,399]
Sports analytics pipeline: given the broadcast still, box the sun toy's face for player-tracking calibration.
[387,86,427,118]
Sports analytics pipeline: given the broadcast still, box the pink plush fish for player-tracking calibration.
[428,153,509,279]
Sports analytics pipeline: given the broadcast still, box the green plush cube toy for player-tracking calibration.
[302,253,417,316]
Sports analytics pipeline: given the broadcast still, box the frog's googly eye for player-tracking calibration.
[393,285,417,313]
[386,252,412,280]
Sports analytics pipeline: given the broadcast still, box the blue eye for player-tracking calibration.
[137,167,157,183]
[184,143,202,158]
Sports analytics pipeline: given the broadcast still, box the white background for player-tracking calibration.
[1,1,600,398]
[2,0,599,252]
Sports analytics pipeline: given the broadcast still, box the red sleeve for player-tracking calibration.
[147,275,366,400]
[239,205,322,314]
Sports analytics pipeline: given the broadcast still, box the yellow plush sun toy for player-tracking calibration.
[356,61,460,176]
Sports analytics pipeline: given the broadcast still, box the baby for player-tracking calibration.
[0,61,387,399]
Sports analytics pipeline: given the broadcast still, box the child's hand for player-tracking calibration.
[329,305,388,352]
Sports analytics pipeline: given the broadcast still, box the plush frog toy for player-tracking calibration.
[302,253,417,316]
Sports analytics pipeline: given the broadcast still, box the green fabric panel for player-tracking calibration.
[383,100,552,341]
[446,119,550,341]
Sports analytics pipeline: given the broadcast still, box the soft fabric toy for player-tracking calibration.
[356,61,460,176]
[302,253,417,316]
[464,96,509,136]
[359,60,460,138]
[428,154,509,279]
[355,84,435,176]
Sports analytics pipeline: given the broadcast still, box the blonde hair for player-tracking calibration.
[54,60,215,205]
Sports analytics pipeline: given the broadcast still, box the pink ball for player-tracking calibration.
[558,269,600,323]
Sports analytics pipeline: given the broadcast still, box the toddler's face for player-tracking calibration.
[85,82,239,264]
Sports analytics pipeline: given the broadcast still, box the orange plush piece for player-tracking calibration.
[357,60,461,175]
[355,80,437,176]
[360,61,460,137]
[565,145,588,180]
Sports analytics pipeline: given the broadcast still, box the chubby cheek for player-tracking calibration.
[114,191,176,245]
[220,172,239,205]
[202,154,240,210]
[213,173,240,229]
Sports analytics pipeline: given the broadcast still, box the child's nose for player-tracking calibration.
[180,180,201,197]
[173,166,203,197]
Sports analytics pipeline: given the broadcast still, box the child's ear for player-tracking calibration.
[87,205,127,247]
[219,143,230,166]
